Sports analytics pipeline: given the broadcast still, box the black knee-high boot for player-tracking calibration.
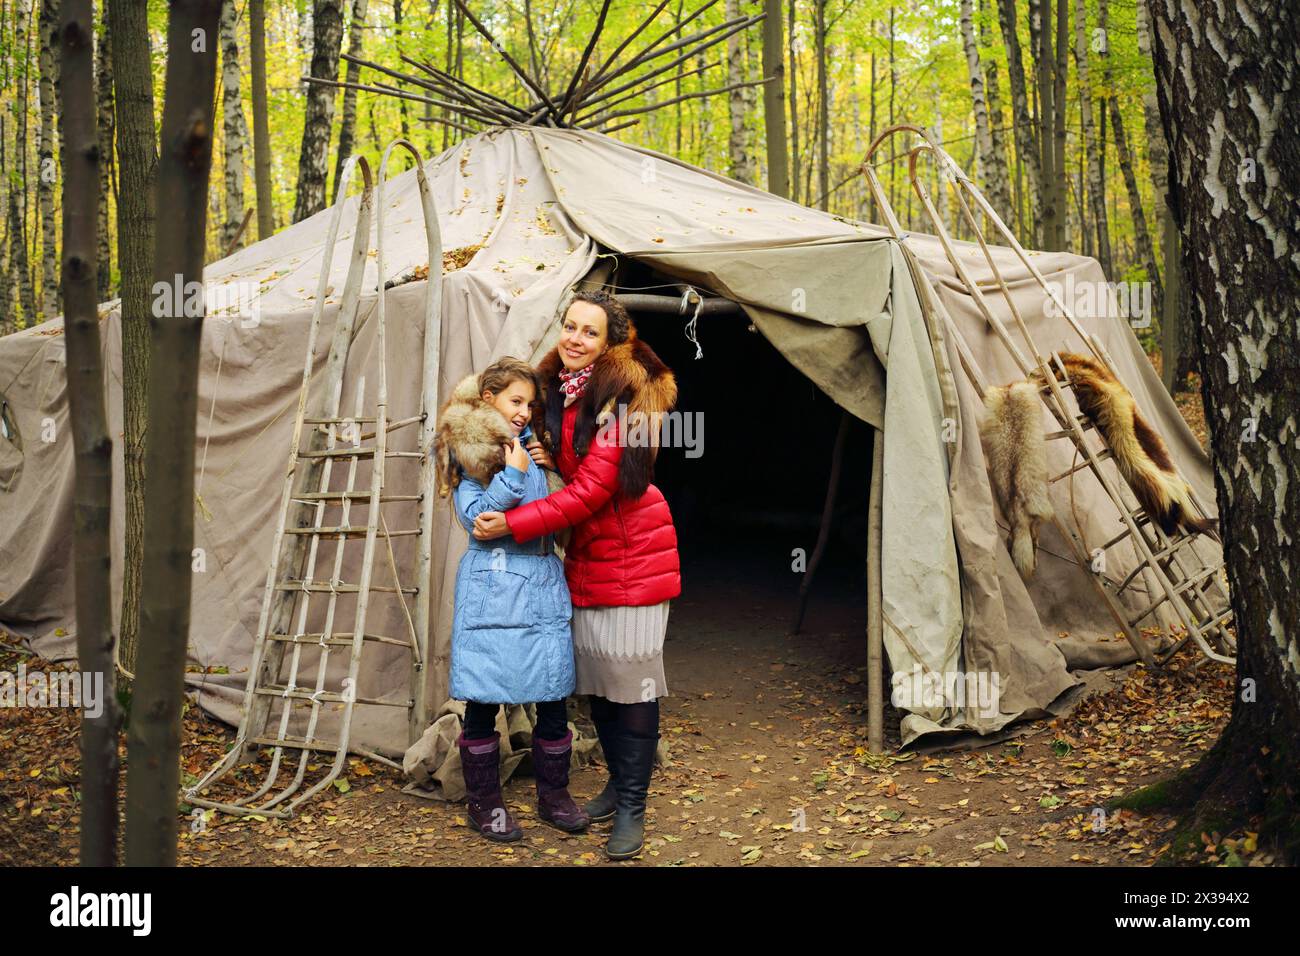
[606,701,659,860]
[584,696,619,823]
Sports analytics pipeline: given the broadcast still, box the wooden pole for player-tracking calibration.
[867,425,885,754]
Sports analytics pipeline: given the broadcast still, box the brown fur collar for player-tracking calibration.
[535,330,677,499]
[433,373,514,496]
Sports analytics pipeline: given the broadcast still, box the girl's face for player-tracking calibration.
[558,301,609,371]
[483,379,536,436]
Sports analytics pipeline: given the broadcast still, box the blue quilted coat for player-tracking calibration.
[448,424,575,705]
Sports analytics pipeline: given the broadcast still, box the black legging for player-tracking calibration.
[463,699,568,741]
[590,695,659,739]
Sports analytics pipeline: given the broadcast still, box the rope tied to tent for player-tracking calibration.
[678,286,704,360]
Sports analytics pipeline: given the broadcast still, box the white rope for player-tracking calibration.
[679,286,704,359]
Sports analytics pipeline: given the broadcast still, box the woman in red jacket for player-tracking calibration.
[473,289,680,859]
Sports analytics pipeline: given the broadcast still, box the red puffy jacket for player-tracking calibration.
[505,402,681,607]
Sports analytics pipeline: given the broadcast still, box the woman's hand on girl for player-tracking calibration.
[526,439,554,470]
[473,511,511,540]
[504,439,531,472]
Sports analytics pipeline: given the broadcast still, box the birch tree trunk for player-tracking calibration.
[249,0,273,238]
[108,0,158,683]
[725,0,752,184]
[123,0,223,868]
[95,7,113,298]
[997,0,1041,243]
[291,0,343,223]
[38,0,59,319]
[1075,0,1111,276]
[761,0,789,198]
[59,0,119,869]
[219,0,248,252]
[331,0,367,205]
[960,0,1012,225]
[1132,0,1300,864]
[980,0,1011,224]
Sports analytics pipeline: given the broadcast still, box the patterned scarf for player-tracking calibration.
[559,361,595,407]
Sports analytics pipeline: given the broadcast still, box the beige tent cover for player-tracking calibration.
[0,126,1218,753]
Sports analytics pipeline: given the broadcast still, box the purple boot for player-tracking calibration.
[458,732,523,842]
[532,730,591,833]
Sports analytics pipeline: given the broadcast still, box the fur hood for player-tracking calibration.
[537,328,677,499]
[433,373,515,496]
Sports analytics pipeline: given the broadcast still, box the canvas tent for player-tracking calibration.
[0,124,1220,762]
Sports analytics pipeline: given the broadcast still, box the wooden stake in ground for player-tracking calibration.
[124,0,223,868]
[58,0,119,870]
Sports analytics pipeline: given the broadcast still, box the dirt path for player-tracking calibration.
[4,545,1244,867]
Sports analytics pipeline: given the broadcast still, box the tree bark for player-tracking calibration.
[979,0,1011,224]
[1132,0,1300,863]
[997,0,1041,243]
[725,0,753,185]
[95,6,113,298]
[813,0,828,210]
[12,1,37,325]
[1110,97,1161,319]
[38,0,60,319]
[218,0,248,252]
[761,0,788,198]
[108,0,158,685]
[1134,0,1188,392]
[123,0,222,868]
[249,0,273,239]
[58,0,119,869]
[1076,0,1111,276]
[292,0,343,223]
[1051,0,1068,247]
[788,0,800,205]
[331,0,368,205]
[960,0,1012,225]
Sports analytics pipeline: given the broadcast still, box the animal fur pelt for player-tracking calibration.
[980,381,1055,577]
[1039,353,1215,537]
[432,373,516,496]
[536,327,677,499]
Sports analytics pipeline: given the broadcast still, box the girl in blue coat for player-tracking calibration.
[433,357,588,842]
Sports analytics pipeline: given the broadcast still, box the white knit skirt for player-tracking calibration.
[571,601,671,703]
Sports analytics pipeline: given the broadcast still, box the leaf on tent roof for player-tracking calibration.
[495,193,505,216]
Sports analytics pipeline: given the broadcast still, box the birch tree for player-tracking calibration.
[291,0,343,223]
[960,0,1012,225]
[219,0,248,251]
[1126,0,1300,863]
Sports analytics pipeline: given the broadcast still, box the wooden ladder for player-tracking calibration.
[857,124,1234,669]
[187,141,445,819]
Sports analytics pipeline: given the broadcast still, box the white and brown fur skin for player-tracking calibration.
[980,381,1055,577]
[432,373,516,497]
[535,324,677,499]
[1040,353,1214,537]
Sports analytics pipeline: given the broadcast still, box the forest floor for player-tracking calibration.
[0,376,1271,868]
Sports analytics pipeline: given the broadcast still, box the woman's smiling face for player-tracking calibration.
[558,300,609,370]
[483,378,536,435]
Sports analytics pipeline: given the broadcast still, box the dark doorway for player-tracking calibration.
[615,259,873,636]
